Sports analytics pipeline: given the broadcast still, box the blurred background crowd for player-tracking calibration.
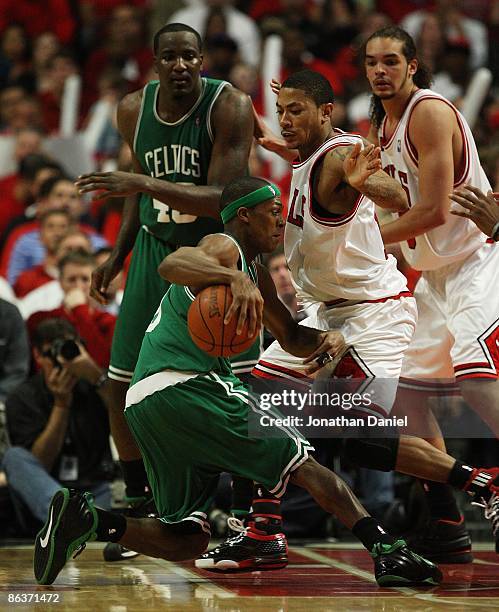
[0,0,497,539]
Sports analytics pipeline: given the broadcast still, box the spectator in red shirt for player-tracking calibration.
[28,251,116,368]
[0,85,26,133]
[14,208,71,298]
[0,0,76,46]
[82,4,153,112]
[32,32,60,93]
[37,50,81,135]
[0,128,45,236]
[280,28,344,96]
[0,23,33,91]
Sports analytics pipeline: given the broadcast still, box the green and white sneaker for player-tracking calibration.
[34,488,98,585]
[372,539,443,587]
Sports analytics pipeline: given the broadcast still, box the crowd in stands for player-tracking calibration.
[0,0,497,537]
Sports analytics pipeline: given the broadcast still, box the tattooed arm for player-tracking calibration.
[339,143,409,212]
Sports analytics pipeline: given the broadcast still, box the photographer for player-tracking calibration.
[2,318,113,526]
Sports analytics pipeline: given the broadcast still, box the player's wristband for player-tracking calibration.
[491,220,499,242]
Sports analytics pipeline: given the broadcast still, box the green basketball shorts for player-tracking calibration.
[108,228,172,383]
[124,371,313,532]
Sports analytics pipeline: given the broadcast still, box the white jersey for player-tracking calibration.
[379,88,490,271]
[285,130,408,304]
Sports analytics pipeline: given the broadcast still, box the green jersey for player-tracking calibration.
[131,235,258,385]
[133,77,226,246]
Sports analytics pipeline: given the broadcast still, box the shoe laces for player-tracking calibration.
[484,493,499,537]
[227,517,246,534]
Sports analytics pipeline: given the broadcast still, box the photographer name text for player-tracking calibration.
[259,414,408,428]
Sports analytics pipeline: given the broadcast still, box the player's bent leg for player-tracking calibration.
[34,488,210,584]
[290,456,367,529]
[459,378,499,438]
[290,457,442,586]
[120,518,209,562]
[104,378,142,462]
[101,377,156,562]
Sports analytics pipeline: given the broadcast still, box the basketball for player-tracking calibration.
[187,284,259,357]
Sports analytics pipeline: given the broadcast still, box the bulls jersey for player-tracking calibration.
[285,130,408,304]
[379,88,491,271]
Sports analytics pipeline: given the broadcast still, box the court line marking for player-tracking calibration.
[473,558,499,566]
[296,548,499,607]
[294,547,417,596]
[150,558,235,599]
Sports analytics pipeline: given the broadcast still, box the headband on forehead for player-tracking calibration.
[220,183,281,224]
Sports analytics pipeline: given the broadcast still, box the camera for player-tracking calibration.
[46,338,81,367]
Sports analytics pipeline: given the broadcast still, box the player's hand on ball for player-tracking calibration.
[225,272,263,337]
[343,142,381,190]
[303,331,347,375]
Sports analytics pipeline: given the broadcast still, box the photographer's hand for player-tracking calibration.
[46,367,76,409]
[58,342,104,387]
[31,367,76,470]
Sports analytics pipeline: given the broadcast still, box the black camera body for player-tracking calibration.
[46,338,81,367]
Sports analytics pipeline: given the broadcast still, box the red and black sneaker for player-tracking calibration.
[405,515,472,564]
[195,518,288,572]
[464,467,499,497]
[468,468,499,554]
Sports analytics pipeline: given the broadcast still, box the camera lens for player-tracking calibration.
[59,339,81,360]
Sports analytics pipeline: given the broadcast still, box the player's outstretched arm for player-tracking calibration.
[450,185,499,239]
[257,263,345,363]
[340,143,408,212]
[159,235,263,336]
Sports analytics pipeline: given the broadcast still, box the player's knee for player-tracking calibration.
[459,378,499,408]
[343,436,400,472]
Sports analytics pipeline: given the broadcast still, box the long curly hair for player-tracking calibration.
[364,26,433,129]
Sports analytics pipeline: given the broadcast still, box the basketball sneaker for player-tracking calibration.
[470,469,499,553]
[34,488,97,585]
[195,517,288,572]
[483,493,499,553]
[103,494,157,562]
[372,539,443,586]
[405,516,472,564]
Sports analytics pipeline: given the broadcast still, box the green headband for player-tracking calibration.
[221,184,281,223]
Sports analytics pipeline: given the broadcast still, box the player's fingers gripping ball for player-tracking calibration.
[188,285,260,357]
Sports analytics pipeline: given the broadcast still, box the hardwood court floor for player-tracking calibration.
[1,542,498,611]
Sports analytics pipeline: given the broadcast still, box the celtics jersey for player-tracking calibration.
[131,235,258,385]
[133,77,226,245]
